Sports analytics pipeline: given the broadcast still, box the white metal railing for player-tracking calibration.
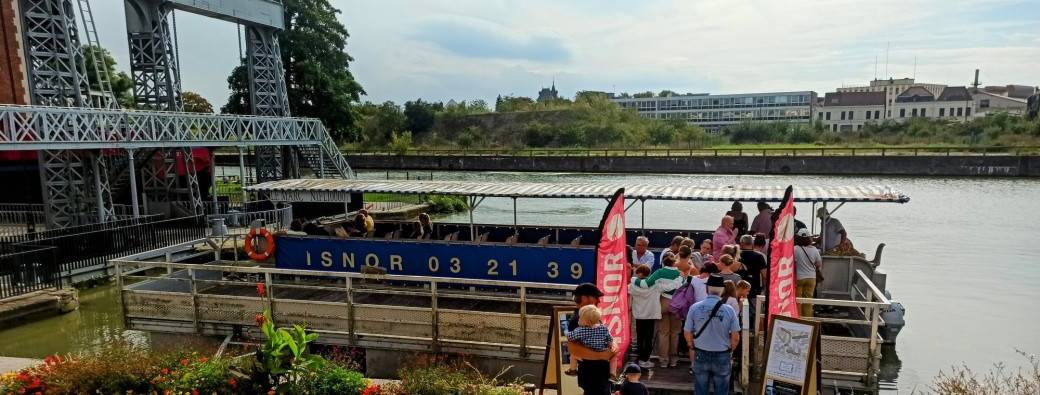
[751,269,891,387]
[0,105,327,150]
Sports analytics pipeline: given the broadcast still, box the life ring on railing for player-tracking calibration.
[244,228,275,261]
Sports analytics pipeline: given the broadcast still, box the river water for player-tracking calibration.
[2,170,1037,393]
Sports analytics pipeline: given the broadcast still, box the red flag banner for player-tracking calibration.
[596,188,630,367]
[768,185,800,321]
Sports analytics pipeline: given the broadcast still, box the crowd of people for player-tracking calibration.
[566,201,856,395]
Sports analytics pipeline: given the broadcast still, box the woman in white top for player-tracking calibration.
[793,228,823,317]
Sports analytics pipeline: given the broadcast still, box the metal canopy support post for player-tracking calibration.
[640,198,646,233]
[512,197,518,235]
[128,149,140,218]
[467,196,485,240]
[820,201,828,251]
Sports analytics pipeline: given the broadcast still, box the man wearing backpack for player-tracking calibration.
[684,275,740,395]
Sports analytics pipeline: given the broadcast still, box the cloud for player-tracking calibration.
[414,16,571,63]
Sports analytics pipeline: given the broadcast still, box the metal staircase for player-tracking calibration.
[296,131,354,178]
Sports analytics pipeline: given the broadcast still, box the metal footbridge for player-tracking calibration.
[2,0,355,229]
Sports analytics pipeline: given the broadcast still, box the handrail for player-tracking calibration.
[856,269,891,305]
[340,145,1040,158]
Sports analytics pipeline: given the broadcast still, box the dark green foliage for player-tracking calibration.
[404,99,441,135]
[426,195,468,213]
[182,91,214,113]
[81,45,134,108]
[523,122,555,147]
[222,0,364,141]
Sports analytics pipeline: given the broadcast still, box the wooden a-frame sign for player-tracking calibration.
[759,315,822,395]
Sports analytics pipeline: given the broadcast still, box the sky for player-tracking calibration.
[89,0,1040,108]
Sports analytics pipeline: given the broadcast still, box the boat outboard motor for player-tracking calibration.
[880,290,906,344]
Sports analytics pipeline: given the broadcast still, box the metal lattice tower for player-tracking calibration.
[20,0,88,107]
[124,0,181,112]
[246,25,293,182]
[20,0,116,227]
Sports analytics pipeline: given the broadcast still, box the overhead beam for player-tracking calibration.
[167,0,284,30]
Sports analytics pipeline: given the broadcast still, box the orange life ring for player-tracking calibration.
[244,228,276,261]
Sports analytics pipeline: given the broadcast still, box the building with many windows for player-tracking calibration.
[611,91,816,131]
[817,84,978,131]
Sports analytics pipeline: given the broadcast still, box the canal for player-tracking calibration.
[2,170,1037,393]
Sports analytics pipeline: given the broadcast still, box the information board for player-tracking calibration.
[274,236,597,284]
[760,315,820,395]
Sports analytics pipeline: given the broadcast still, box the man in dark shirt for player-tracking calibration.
[567,283,615,395]
[738,235,767,307]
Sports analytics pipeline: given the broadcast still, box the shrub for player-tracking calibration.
[522,122,555,147]
[931,351,1040,395]
[153,353,244,394]
[389,131,413,154]
[396,356,524,395]
[294,359,368,395]
[426,195,468,213]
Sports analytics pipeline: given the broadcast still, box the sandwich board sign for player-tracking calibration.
[540,306,580,395]
[760,315,821,395]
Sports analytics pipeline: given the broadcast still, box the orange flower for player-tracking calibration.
[180,359,189,366]
[227,378,237,387]
[255,313,266,327]
[161,368,169,375]
[199,357,208,363]
[256,282,267,297]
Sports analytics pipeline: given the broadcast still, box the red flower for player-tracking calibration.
[227,378,237,387]
[256,282,267,297]
[199,357,208,363]
[161,368,169,375]
[255,313,266,327]
[180,358,189,366]
[192,390,199,395]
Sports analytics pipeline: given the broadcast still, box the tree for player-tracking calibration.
[181,91,214,113]
[658,90,678,97]
[404,99,440,135]
[81,45,133,108]
[495,96,535,112]
[356,101,406,145]
[632,91,654,98]
[221,0,365,140]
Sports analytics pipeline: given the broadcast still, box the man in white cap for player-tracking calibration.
[684,274,740,395]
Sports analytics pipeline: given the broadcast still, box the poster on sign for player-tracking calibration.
[595,188,630,368]
[759,315,821,395]
[768,185,799,322]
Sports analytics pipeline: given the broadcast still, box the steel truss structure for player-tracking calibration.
[12,0,354,228]
[246,25,292,182]
[123,0,181,112]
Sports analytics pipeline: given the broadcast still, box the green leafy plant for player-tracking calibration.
[253,309,322,391]
[293,358,368,394]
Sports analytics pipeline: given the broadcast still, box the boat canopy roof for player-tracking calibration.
[246,179,910,204]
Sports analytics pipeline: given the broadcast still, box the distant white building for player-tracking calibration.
[610,91,816,132]
[818,78,1030,131]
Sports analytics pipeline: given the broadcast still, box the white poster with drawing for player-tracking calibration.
[764,318,814,384]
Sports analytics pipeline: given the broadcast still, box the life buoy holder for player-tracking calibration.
[244,228,275,261]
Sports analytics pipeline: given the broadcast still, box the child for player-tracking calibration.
[628,264,661,368]
[735,280,751,314]
[722,280,739,314]
[617,363,649,395]
[566,305,615,378]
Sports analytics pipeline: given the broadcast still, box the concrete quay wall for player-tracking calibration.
[344,154,1040,177]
